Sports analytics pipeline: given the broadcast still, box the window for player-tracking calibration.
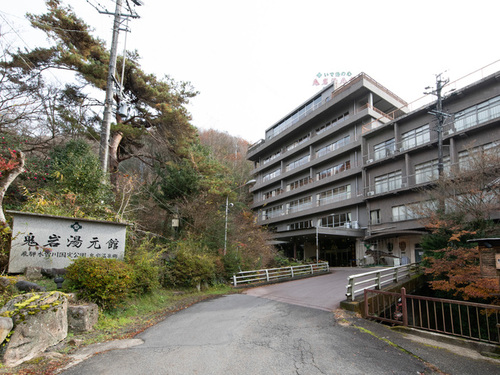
[392,203,419,221]
[262,151,281,165]
[320,212,351,227]
[458,142,499,171]
[316,111,350,134]
[373,138,395,160]
[374,171,402,193]
[317,185,351,206]
[415,157,451,184]
[316,160,350,181]
[287,220,313,230]
[286,176,312,192]
[316,135,351,158]
[401,124,430,150]
[262,205,283,220]
[263,187,282,200]
[286,155,310,172]
[370,210,381,224]
[262,168,281,182]
[286,196,312,214]
[286,134,311,151]
[455,95,500,131]
[266,97,322,140]
[392,201,435,221]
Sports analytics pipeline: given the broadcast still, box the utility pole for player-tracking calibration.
[425,73,450,177]
[98,0,142,173]
[99,0,123,173]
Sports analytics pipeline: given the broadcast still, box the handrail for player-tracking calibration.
[345,263,421,301]
[233,262,329,286]
[365,287,500,345]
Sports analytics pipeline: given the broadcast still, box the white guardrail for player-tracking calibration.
[345,263,421,301]
[233,262,330,286]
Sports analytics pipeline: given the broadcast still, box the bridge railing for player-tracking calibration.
[345,263,421,301]
[233,262,330,286]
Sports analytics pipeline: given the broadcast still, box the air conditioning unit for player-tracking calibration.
[367,159,374,164]
[366,191,375,196]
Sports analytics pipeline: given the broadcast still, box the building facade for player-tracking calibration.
[247,71,500,267]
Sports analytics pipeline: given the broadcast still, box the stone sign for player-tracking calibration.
[8,211,127,273]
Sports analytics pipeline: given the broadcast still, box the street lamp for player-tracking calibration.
[224,179,256,255]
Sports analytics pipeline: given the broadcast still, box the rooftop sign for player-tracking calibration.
[313,71,353,88]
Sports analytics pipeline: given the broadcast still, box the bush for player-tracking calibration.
[164,249,216,288]
[65,257,134,310]
[125,240,162,295]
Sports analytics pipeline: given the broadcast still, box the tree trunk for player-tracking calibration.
[0,151,25,227]
[108,131,123,190]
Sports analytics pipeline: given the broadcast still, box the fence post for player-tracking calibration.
[401,287,408,327]
[265,269,269,282]
[393,267,399,283]
[310,264,314,274]
[290,266,294,278]
[364,289,369,318]
[233,274,237,286]
[375,271,381,289]
[346,277,353,301]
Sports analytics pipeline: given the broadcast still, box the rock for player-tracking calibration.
[67,338,84,346]
[67,303,98,332]
[0,276,16,290]
[14,280,46,292]
[41,268,67,278]
[24,266,42,280]
[0,317,13,344]
[0,292,68,367]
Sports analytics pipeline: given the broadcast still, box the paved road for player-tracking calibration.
[60,271,500,375]
[62,294,439,375]
[244,267,368,311]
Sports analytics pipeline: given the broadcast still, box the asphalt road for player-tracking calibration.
[61,294,437,375]
[244,267,369,311]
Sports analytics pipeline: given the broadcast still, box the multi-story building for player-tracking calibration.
[247,71,500,267]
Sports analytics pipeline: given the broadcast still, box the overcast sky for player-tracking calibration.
[2,0,500,143]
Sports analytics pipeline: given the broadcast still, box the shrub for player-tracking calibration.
[125,240,162,295]
[65,257,134,310]
[164,248,216,288]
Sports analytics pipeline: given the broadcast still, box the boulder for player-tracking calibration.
[67,303,99,332]
[14,280,46,293]
[0,292,68,367]
[41,268,67,278]
[0,317,13,344]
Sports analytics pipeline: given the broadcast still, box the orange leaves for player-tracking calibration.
[0,149,21,174]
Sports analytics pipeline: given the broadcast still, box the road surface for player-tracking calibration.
[61,294,435,375]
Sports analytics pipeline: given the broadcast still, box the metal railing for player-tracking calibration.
[345,263,421,301]
[233,262,329,286]
[364,287,500,345]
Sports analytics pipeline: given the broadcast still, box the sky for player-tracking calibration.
[1,0,500,144]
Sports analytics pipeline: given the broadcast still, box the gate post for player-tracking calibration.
[401,287,408,326]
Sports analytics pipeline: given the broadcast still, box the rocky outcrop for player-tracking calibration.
[0,317,13,344]
[0,292,68,367]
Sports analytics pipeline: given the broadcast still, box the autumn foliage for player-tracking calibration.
[422,215,500,304]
